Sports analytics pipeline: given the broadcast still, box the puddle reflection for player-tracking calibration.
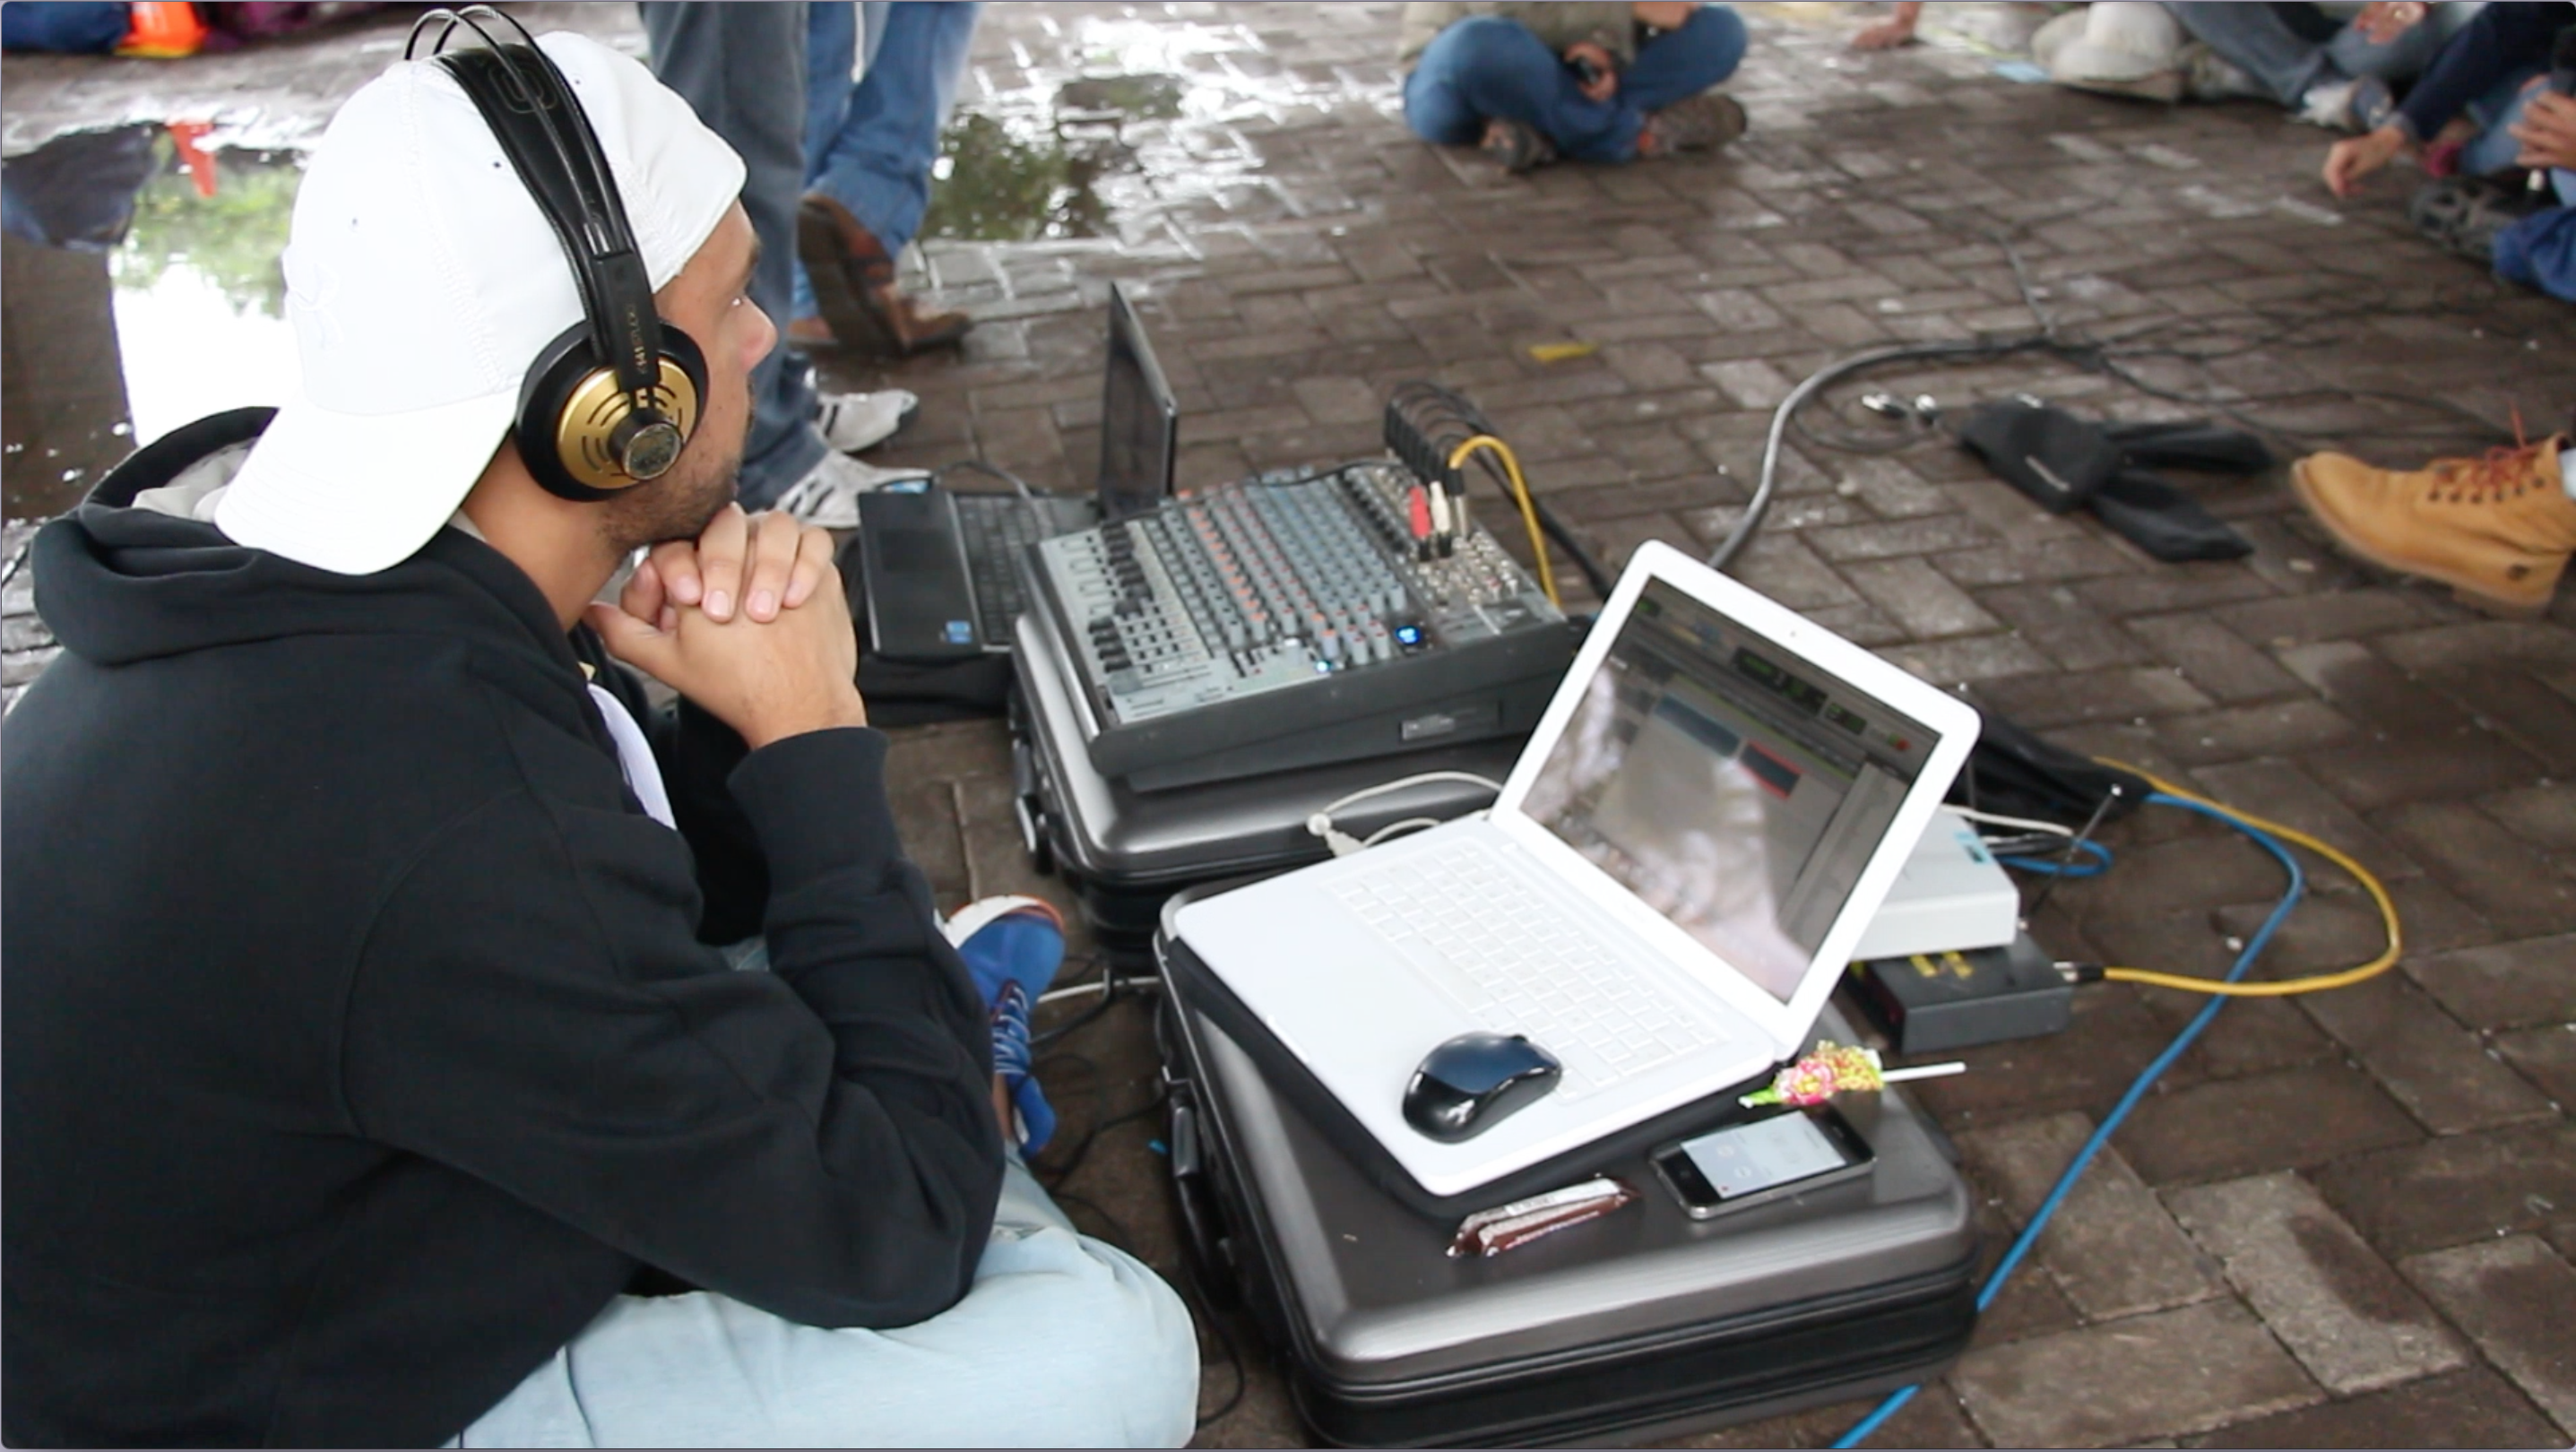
[3,125,300,521]
[0,10,1387,516]
[925,12,1388,244]
[919,65,1193,245]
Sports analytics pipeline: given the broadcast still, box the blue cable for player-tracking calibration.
[1998,839,2113,877]
[1831,792,2305,1449]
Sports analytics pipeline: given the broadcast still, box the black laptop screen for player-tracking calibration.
[1097,284,1178,519]
[1521,579,1936,1002]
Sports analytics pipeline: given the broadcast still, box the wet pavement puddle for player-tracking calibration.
[927,13,1395,247]
[1,10,1378,523]
[3,122,300,520]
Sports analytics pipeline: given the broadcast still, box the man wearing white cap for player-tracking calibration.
[2,27,1195,1448]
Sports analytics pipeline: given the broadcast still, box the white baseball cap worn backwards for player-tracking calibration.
[216,30,746,575]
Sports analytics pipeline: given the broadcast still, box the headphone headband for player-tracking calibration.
[408,8,701,497]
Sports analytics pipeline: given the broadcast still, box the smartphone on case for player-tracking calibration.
[1650,1104,1874,1220]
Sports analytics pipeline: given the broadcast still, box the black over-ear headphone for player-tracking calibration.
[407,6,707,502]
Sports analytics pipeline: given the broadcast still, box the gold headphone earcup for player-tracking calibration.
[515,320,709,503]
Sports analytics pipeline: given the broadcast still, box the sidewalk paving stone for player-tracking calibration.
[1956,1112,2226,1321]
[1951,1300,2321,1448]
[2207,892,2410,981]
[2477,782,2576,854]
[2144,989,2340,1085]
[2295,974,2557,1137]
[2493,1024,2576,1110]
[2185,760,2419,883]
[2164,1172,2466,1396]
[2399,1236,2576,1438]
[2176,1367,2567,1450]
[2399,929,2576,1028]
[2371,807,2576,933]
[2124,615,2306,706]
[1977,583,2159,673]
[2114,1061,2423,1186]
[2422,666,2576,776]
[2312,1120,2576,1260]
[8,1,2575,1444]
[2205,589,2432,650]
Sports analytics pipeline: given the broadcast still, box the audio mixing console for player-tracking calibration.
[1024,462,1578,790]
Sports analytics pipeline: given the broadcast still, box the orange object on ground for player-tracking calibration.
[166,120,218,196]
[117,3,207,57]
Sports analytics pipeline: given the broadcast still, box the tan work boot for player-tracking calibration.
[2290,436,2576,614]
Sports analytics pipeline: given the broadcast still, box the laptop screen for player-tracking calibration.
[1519,578,1937,1003]
[1096,283,1179,520]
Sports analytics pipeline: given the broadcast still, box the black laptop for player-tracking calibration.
[855,283,1179,661]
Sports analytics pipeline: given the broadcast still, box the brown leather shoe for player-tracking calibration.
[795,193,972,357]
[784,313,842,351]
[1637,91,1747,158]
[2290,436,2576,614]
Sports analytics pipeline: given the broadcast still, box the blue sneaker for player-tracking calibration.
[947,897,1065,1154]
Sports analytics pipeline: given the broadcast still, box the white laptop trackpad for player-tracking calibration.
[1179,878,1482,1132]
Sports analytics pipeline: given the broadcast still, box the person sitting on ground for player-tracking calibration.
[0,30,1197,1448]
[2292,426,2576,615]
[1397,1,1750,174]
[2028,1,2438,114]
[2322,0,2574,197]
[2158,1,2445,128]
[2485,84,2576,297]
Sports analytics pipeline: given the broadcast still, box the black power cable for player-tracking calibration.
[1708,224,2543,572]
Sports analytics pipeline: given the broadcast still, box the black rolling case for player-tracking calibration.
[1009,612,1524,964]
[1153,895,1980,1448]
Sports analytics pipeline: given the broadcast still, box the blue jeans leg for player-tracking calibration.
[2321,13,2442,85]
[791,1,864,324]
[1402,15,1639,161]
[2163,1,2328,107]
[2493,203,2576,303]
[1620,4,1749,114]
[450,1165,1200,1447]
[2167,3,2441,108]
[457,938,1199,1448]
[807,1,982,259]
[638,2,826,510]
[2460,68,2550,178]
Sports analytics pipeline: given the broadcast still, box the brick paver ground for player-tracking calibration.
[4,4,2572,1447]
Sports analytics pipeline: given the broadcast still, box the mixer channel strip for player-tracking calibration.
[1029,463,1577,783]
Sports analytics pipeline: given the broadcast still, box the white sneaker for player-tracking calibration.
[2295,78,2360,131]
[815,389,918,454]
[772,451,929,530]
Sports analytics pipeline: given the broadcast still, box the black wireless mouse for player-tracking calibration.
[1402,1031,1563,1143]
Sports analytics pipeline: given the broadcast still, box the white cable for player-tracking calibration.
[1308,770,1508,859]
[1361,817,1444,847]
[1316,770,1507,821]
[1950,806,2077,839]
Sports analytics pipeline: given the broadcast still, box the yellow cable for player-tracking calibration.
[2087,760,2402,998]
[1446,434,1560,608]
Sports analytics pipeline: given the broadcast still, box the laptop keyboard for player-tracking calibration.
[1330,844,1717,1093]
[955,494,1096,648]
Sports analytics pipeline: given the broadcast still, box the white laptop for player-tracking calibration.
[1171,540,1982,1197]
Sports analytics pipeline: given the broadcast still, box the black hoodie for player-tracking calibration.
[2,411,1006,1448]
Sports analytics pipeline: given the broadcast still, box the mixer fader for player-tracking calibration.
[1024,462,1577,789]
